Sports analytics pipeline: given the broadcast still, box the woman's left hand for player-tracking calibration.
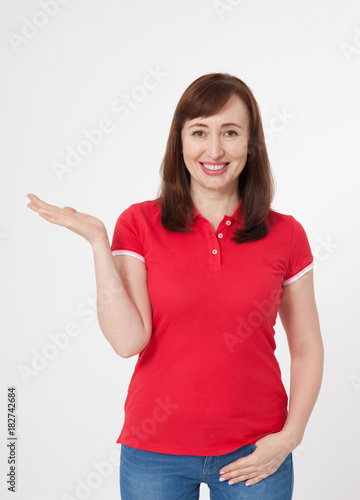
[219,431,294,487]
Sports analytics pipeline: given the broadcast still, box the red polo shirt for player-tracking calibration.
[110,198,314,456]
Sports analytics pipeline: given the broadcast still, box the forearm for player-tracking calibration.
[91,237,148,357]
[281,343,324,451]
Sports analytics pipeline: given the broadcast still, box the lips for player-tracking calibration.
[199,162,231,176]
[200,162,230,171]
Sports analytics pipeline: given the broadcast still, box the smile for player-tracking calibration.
[200,162,230,171]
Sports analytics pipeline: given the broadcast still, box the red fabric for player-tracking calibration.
[110,198,314,456]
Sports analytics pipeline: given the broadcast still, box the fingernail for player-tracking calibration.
[26,195,31,200]
[219,477,226,482]
[245,482,250,486]
[228,480,234,485]
[219,470,225,474]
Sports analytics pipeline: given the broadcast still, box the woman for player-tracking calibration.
[27,72,324,499]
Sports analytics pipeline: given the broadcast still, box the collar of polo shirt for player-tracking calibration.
[191,198,243,222]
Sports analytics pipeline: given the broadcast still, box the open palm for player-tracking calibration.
[26,193,108,246]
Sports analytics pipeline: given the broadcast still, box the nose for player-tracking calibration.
[206,135,224,159]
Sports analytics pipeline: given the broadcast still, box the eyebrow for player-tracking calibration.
[188,122,244,130]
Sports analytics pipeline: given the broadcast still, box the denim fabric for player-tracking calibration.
[120,443,294,499]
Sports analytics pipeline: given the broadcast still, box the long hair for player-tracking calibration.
[156,72,275,243]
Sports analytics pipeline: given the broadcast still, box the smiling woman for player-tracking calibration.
[26,72,323,500]
[158,73,275,242]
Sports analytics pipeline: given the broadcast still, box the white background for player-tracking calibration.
[1,0,359,499]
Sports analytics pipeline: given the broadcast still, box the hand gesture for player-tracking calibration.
[26,193,108,247]
[218,431,293,487]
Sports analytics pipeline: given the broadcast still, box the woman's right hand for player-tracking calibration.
[26,193,108,247]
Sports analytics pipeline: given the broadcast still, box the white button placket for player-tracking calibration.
[207,227,220,271]
[210,237,220,270]
[208,218,233,271]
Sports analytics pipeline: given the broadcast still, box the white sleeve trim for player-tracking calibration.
[282,262,314,285]
[112,250,145,263]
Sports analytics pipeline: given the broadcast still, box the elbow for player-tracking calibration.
[101,323,151,359]
[115,348,143,359]
[115,349,130,359]
[114,346,135,359]
[114,335,151,359]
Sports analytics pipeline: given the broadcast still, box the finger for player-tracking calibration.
[27,193,49,207]
[220,455,254,475]
[31,205,62,219]
[244,473,268,486]
[36,207,77,227]
[227,471,268,486]
[221,466,256,482]
[37,211,65,224]
[27,193,62,212]
[27,199,49,213]
[27,197,68,220]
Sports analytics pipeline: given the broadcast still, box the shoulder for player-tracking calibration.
[111,199,161,250]
[114,199,162,231]
[267,208,294,235]
[269,208,294,224]
[267,208,311,248]
[267,208,311,245]
[268,208,303,232]
[118,198,160,218]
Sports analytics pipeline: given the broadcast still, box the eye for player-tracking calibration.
[225,130,238,137]
[192,130,205,137]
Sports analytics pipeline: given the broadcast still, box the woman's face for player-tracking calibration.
[180,94,251,197]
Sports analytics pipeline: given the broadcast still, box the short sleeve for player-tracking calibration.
[282,216,314,285]
[110,204,145,264]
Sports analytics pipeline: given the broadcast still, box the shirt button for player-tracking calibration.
[218,233,223,238]
[226,220,232,226]
[212,249,218,255]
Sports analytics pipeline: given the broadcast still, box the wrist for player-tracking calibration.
[91,234,109,251]
[279,427,304,453]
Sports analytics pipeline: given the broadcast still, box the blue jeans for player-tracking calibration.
[120,443,294,499]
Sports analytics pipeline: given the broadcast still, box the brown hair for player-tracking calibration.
[156,72,275,243]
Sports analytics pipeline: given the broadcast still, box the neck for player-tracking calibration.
[190,184,240,217]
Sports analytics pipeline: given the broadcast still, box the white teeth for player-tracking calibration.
[201,163,228,171]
